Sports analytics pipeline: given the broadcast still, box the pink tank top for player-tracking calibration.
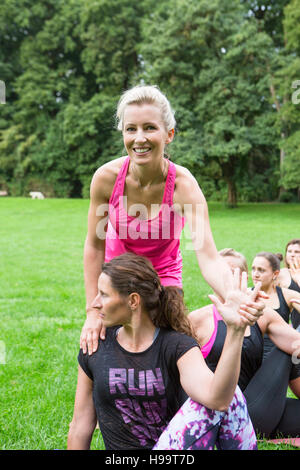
[105,157,186,287]
[200,305,223,359]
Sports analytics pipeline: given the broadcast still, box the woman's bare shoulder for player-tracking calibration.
[91,157,127,199]
[277,267,291,288]
[94,156,126,180]
[173,163,206,205]
[188,304,213,327]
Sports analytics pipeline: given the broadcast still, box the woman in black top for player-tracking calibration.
[277,239,300,329]
[67,253,263,450]
[189,249,300,439]
[251,252,300,362]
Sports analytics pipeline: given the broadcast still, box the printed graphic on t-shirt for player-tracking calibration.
[109,367,168,445]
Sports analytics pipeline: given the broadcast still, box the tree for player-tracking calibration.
[276,0,300,198]
[0,0,147,197]
[140,0,277,206]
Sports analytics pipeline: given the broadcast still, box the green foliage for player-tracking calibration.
[0,0,299,203]
[140,0,278,206]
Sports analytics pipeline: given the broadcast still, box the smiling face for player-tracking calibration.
[251,256,278,289]
[122,103,174,166]
[91,273,130,327]
[285,243,300,268]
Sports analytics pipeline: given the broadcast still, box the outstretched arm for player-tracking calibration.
[178,270,264,411]
[175,171,233,302]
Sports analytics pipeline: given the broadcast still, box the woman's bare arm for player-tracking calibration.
[67,366,97,450]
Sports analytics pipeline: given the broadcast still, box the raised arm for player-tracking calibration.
[67,366,97,450]
[174,169,233,302]
[178,270,263,410]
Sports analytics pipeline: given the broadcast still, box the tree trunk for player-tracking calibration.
[269,77,287,197]
[226,178,237,208]
[221,158,237,208]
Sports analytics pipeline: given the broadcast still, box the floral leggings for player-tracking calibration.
[153,387,257,450]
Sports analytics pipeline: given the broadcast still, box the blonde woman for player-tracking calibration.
[81,85,234,355]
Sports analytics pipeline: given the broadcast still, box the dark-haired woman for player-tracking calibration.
[277,239,300,329]
[68,253,263,450]
[251,252,300,360]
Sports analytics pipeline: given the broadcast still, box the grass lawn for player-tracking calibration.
[1,198,300,450]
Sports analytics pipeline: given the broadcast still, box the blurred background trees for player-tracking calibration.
[0,0,299,205]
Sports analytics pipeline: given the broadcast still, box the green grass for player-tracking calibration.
[1,198,300,450]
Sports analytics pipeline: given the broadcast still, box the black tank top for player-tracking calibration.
[289,278,300,329]
[263,286,290,359]
[205,320,263,392]
[289,278,300,293]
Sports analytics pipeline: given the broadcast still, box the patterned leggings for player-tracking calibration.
[153,387,257,450]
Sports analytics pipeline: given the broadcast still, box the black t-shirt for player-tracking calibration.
[78,326,198,450]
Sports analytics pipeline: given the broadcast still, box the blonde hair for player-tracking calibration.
[116,85,176,132]
[219,248,248,274]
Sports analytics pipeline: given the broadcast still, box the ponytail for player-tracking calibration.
[102,253,197,340]
[152,285,196,339]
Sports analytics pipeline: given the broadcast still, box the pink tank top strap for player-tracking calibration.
[109,156,176,207]
[109,156,130,206]
[162,159,176,206]
[200,305,223,359]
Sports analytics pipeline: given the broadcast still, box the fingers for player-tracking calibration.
[208,294,223,311]
[238,309,259,326]
[238,299,264,326]
[290,257,300,273]
[240,271,248,293]
[290,261,296,273]
[232,267,240,290]
[291,298,300,306]
[87,329,100,356]
[80,335,87,355]
[100,323,106,341]
[250,280,262,301]
[80,320,105,356]
[256,289,269,299]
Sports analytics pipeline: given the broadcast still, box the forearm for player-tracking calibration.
[267,312,300,357]
[84,238,105,312]
[67,421,95,450]
[197,254,233,303]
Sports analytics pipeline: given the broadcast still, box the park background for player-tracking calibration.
[1,0,300,451]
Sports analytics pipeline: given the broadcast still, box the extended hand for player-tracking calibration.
[208,268,264,331]
[80,308,106,355]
